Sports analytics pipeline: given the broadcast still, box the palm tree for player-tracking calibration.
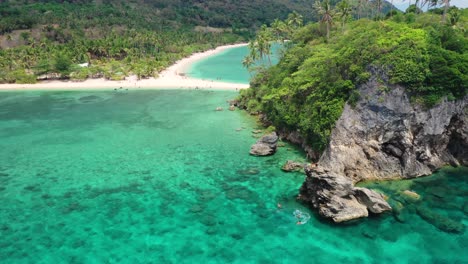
[271,19,288,42]
[314,0,335,41]
[248,40,260,62]
[242,55,254,76]
[336,0,351,32]
[287,11,303,29]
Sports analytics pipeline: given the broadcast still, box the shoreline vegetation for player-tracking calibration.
[0,43,249,91]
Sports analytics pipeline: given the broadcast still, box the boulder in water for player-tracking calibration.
[299,167,392,222]
[249,132,278,156]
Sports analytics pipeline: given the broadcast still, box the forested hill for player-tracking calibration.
[0,0,318,83]
[0,0,315,35]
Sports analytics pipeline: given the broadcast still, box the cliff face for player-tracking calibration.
[299,70,467,222]
[319,76,467,183]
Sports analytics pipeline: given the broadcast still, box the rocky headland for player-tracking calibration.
[298,71,467,222]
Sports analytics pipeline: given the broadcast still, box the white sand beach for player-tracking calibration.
[0,43,249,91]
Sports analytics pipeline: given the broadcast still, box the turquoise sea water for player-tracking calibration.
[0,45,467,263]
[186,44,281,84]
[0,90,466,263]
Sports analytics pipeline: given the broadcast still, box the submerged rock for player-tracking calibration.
[249,132,278,156]
[215,107,223,111]
[462,202,468,215]
[79,95,102,103]
[281,160,305,172]
[416,206,465,234]
[299,167,391,222]
[401,190,421,201]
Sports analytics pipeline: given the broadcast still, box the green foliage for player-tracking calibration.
[240,11,468,153]
[0,0,257,83]
[54,53,72,75]
[6,70,37,84]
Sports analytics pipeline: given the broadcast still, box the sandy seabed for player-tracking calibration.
[0,43,249,92]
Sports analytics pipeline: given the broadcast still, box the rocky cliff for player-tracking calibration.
[319,76,467,183]
[299,70,467,222]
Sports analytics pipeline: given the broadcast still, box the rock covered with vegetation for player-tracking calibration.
[319,76,467,182]
[239,3,467,222]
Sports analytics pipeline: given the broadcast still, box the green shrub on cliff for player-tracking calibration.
[239,10,467,153]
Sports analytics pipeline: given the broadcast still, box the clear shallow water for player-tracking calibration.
[186,44,281,84]
[0,90,466,263]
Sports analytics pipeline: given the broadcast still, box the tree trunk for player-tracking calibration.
[442,0,450,22]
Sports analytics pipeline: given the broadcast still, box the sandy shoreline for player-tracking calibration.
[0,43,249,92]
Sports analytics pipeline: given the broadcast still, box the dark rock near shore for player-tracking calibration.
[281,160,305,172]
[249,132,278,156]
[299,167,391,222]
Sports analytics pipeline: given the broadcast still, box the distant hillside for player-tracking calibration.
[0,0,315,35]
[0,0,397,84]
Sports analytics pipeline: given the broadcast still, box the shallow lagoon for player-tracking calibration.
[186,44,281,84]
[0,90,466,263]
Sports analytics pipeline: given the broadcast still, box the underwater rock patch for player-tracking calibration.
[401,190,421,201]
[23,185,41,192]
[189,204,205,214]
[416,206,465,234]
[62,202,87,214]
[78,95,103,103]
[426,187,446,198]
[200,214,218,226]
[236,168,260,175]
[463,202,468,215]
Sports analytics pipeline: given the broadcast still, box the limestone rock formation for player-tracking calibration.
[249,132,278,156]
[354,187,392,214]
[298,70,467,222]
[299,167,391,222]
[319,79,467,182]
